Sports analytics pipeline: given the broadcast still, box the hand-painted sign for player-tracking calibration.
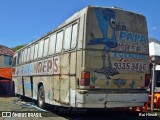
[20,57,59,76]
[87,8,119,79]
[113,62,147,72]
[118,31,147,44]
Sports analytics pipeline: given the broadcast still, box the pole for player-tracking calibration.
[151,62,155,111]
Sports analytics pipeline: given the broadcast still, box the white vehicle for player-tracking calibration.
[12,6,149,109]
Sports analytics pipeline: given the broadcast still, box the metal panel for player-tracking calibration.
[53,76,60,101]
[84,7,149,89]
[60,76,69,103]
[70,52,76,74]
[60,54,69,74]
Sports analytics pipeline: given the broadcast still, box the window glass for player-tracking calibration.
[63,26,72,50]
[27,47,30,61]
[24,49,27,62]
[56,31,63,53]
[48,34,56,55]
[30,45,34,60]
[17,51,21,64]
[12,57,17,67]
[71,23,78,49]
[38,40,44,58]
[43,38,49,57]
[21,50,24,63]
[34,43,38,59]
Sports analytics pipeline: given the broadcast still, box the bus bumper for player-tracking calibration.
[76,90,148,108]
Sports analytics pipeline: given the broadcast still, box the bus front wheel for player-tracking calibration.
[37,85,45,109]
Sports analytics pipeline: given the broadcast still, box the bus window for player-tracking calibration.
[30,45,34,60]
[43,38,49,57]
[38,40,44,58]
[17,51,21,64]
[49,34,56,55]
[34,43,38,60]
[12,56,17,67]
[56,31,63,53]
[63,26,72,50]
[24,49,28,62]
[27,47,30,61]
[71,23,78,49]
[21,50,24,63]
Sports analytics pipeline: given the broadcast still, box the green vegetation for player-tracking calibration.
[12,45,25,52]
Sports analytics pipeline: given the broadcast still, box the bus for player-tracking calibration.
[12,6,149,109]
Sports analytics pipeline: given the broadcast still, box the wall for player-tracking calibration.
[0,55,12,68]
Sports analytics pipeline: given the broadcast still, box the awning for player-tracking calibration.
[0,68,12,79]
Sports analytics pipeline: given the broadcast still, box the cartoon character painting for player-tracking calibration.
[88,8,119,79]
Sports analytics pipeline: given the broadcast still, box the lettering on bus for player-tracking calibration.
[114,52,147,60]
[21,57,59,75]
[118,31,147,44]
[36,57,59,74]
[115,43,148,53]
[113,62,147,72]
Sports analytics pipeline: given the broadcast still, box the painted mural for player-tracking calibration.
[88,8,119,79]
[87,8,149,88]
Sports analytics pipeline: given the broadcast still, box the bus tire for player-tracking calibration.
[38,85,45,109]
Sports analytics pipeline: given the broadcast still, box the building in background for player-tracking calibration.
[149,38,160,88]
[0,45,14,68]
[0,45,14,95]
[147,38,160,109]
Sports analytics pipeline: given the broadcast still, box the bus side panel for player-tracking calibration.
[60,75,69,104]
[33,77,38,100]
[13,77,23,95]
[23,77,32,98]
[40,76,53,104]
[59,54,70,104]
[69,52,77,107]
[53,76,60,102]
[76,51,83,87]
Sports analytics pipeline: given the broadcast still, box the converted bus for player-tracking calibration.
[12,6,149,109]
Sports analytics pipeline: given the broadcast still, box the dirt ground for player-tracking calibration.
[0,95,160,120]
[0,95,67,120]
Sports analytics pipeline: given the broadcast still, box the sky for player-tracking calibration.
[0,0,159,48]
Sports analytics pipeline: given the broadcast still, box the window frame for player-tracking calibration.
[12,56,17,67]
[55,30,64,53]
[30,44,35,61]
[43,37,49,57]
[34,43,39,60]
[21,50,25,63]
[24,48,28,63]
[70,22,79,49]
[38,39,44,59]
[17,51,21,64]
[48,33,57,55]
[63,25,72,51]
[27,47,31,62]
